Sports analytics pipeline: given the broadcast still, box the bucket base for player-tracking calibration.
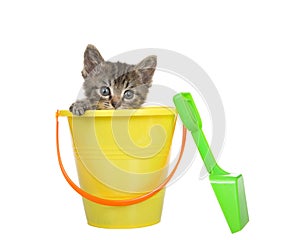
[83,189,166,229]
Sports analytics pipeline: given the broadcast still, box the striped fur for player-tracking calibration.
[70,44,157,116]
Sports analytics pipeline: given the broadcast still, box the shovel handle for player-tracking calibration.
[173,93,227,175]
[173,92,202,131]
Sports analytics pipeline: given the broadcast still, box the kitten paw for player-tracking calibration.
[69,101,90,116]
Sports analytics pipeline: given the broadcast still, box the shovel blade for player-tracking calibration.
[210,174,249,233]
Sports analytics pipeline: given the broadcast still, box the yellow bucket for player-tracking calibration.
[56,107,186,228]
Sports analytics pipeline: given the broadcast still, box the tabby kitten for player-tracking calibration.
[69,44,157,115]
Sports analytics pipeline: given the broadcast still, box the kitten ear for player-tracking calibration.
[134,55,157,85]
[82,44,104,78]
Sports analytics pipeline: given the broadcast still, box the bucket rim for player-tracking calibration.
[58,106,177,117]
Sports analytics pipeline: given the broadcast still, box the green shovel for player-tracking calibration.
[173,92,249,233]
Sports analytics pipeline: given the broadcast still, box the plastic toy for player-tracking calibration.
[173,92,249,233]
[56,107,186,228]
[55,93,249,233]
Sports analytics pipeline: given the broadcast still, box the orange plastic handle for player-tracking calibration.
[56,111,187,206]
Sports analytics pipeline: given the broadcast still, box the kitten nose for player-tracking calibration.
[111,101,117,108]
[111,99,120,108]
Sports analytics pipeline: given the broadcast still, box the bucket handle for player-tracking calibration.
[56,110,187,206]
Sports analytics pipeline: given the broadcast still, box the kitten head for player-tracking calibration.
[81,44,157,110]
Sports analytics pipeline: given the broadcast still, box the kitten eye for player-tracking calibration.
[100,86,110,96]
[124,90,134,99]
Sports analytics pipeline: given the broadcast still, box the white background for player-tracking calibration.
[1,0,299,239]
